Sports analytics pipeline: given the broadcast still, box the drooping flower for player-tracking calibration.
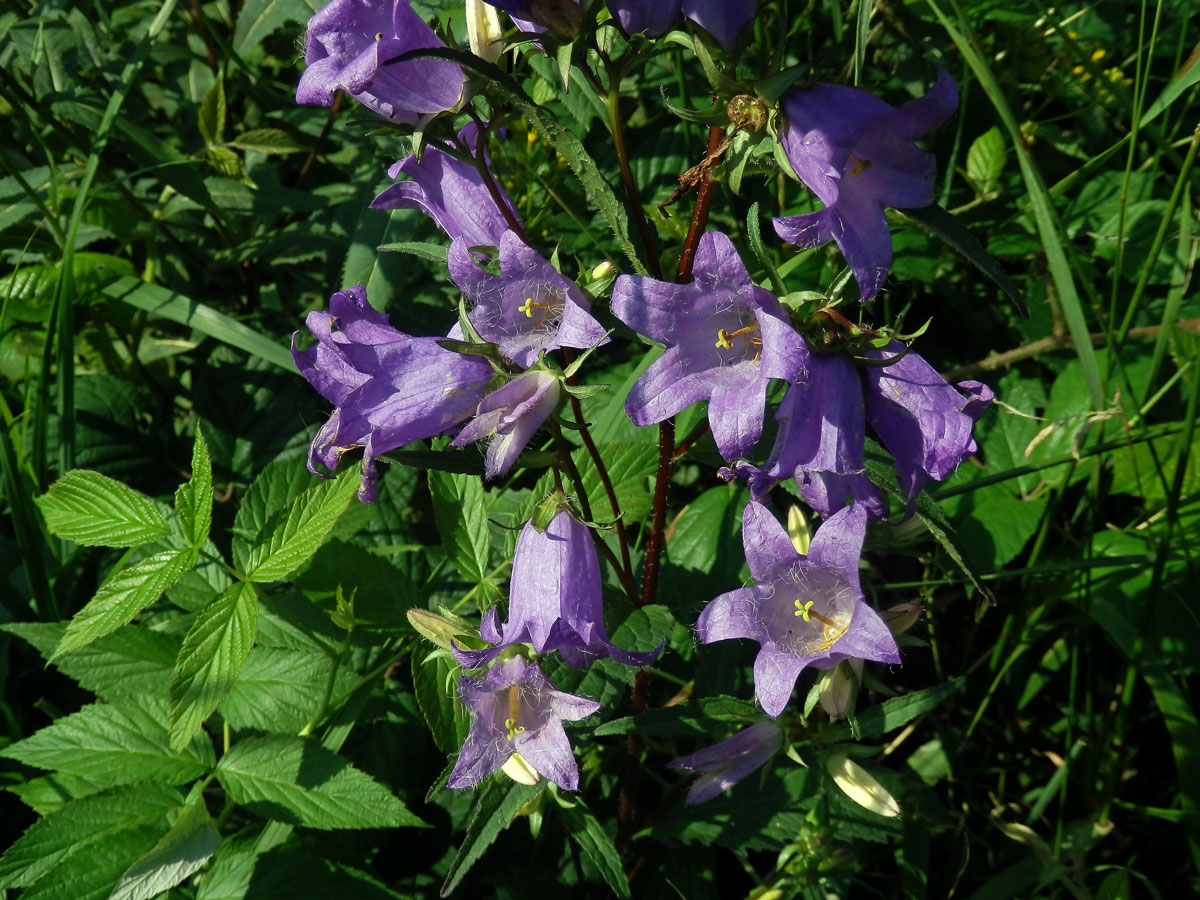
[371,122,518,253]
[296,0,464,123]
[447,656,600,790]
[725,349,885,518]
[610,230,805,461]
[696,502,899,718]
[773,69,957,301]
[862,341,992,505]
[604,0,756,48]
[448,231,608,368]
[667,720,783,804]
[450,369,560,478]
[293,285,492,501]
[453,510,662,669]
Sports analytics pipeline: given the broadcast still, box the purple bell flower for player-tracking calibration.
[293,285,493,502]
[773,69,957,301]
[696,502,899,718]
[863,341,993,505]
[370,123,518,253]
[453,510,663,670]
[296,0,464,123]
[448,231,609,368]
[447,656,600,791]
[667,721,784,804]
[450,370,560,478]
[610,230,805,462]
[605,0,755,48]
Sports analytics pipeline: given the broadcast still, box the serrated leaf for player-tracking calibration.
[820,679,964,742]
[556,798,631,898]
[0,783,181,889]
[169,582,258,752]
[176,428,213,549]
[36,470,169,548]
[54,547,197,659]
[245,469,358,582]
[897,204,1027,318]
[376,240,450,263]
[441,779,542,896]
[6,773,109,816]
[2,622,178,702]
[965,126,1006,194]
[230,128,306,154]
[428,470,490,582]
[16,823,165,900]
[231,458,317,569]
[1,700,215,786]
[411,652,469,754]
[214,735,426,829]
[196,844,408,900]
[594,696,760,737]
[198,77,225,146]
[220,648,357,733]
[233,0,318,55]
[108,796,220,900]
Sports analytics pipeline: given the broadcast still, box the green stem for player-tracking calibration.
[605,58,663,279]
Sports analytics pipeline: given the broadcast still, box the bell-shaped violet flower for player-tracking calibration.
[449,230,608,368]
[447,656,600,791]
[863,341,992,505]
[605,1,755,48]
[726,349,885,518]
[610,230,805,462]
[667,721,784,804]
[371,123,518,253]
[773,69,957,301]
[293,285,493,501]
[454,510,663,669]
[696,502,899,718]
[296,0,464,124]
[450,370,560,478]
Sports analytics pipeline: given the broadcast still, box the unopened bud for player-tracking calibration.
[407,608,482,652]
[786,505,811,555]
[501,752,541,786]
[817,662,854,718]
[882,602,922,635]
[726,94,767,133]
[590,260,616,281]
[466,0,504,63]
[825,754,900,817]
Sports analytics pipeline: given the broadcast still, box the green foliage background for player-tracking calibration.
[0,0,1198,897]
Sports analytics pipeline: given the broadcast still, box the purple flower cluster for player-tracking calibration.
[291,0,994,805]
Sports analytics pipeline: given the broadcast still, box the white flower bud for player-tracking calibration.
[466,0,504,64]
[825,754,900,817]
[501,752,541,786]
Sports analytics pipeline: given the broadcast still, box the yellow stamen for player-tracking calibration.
[518,297,536,317]
[374,31,384,40]
[715,329,734,350]
[794,599,815,621]
[505,686,525,741]
[848,153,872,177]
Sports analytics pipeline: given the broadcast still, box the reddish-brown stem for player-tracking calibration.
[470,119,527,242]
[295,93,342,187]
[606,61,663,279]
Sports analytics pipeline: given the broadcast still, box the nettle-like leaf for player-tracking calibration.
[53,546,198,659]
[108,795,221,900]
[213,735,427,830]
[175,428,214,550]
[244,468,358,582]
[35,469,170,548]
[0,782,182,890]
[2,699,215,787]
[428,469,490,583]
[555,796,631,899]
[169,581,259,752]
[441,779,544,897]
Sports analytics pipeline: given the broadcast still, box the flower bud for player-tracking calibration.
[501,752,541,786]
[825,754,900,817]
[816,662,854,718]
[466,0,505,63]
[882,602,922,636]
[786,504,811,555]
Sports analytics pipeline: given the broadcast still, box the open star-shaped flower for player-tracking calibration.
[448,656,600,791]
[448,231,608,368]
[296,0,464,123]
[667,720,783,804]
[454,509,662,669]
[696,502,899,718]
[293,285,492,501]
[773,69,957,301]
[610,230,805,461]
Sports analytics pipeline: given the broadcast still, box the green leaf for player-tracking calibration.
[428,470,490,583]
[196,843,408,900]
[0,783,182,889]
[245,469,358,582]
[376,240,450,264]
[169,582,259,752]
[233,0,319,56]
[198,77,226,146]
[175,427,213,549]
[1,622,177,703]
[229,128,306,155]
[109,796,220,900]
[13,823,165,900]
[35,469,169,548]
[412,651,469,754]
[105,277,296,372]
[595,696,760,737]
[965,126,1006,194]
[231,458,318,570]
[573,442,658,524]
[441,779,543,896]
[820,679,965,743]
[897,204,1027,318]
[220,648,357,734]
[54,547,197,659]
[6,773,110,817]
[1,700,215,786]
[215,735,426,830]
[557,797,631,898]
